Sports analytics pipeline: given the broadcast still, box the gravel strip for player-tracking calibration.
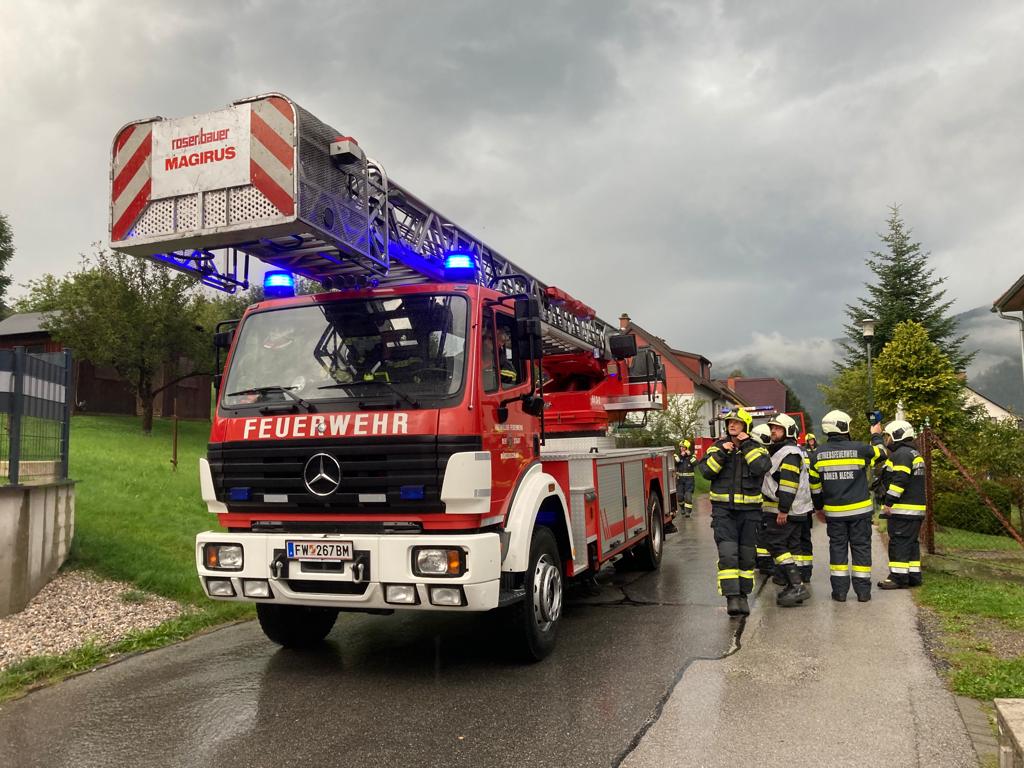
[0,571,185,670]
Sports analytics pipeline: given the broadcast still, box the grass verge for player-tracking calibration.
[916,569,1024,700]
[0,414,254,703]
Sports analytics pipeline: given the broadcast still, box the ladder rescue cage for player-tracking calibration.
[109,92,608,355]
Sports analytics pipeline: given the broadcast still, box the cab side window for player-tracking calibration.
[481,314,499,394]
[495,312,523,389]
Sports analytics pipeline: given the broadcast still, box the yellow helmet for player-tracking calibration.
[724,407,753,432]
[805,432,816,442]
[680,439,692,450]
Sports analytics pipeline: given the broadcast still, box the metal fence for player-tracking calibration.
[0,347,73,485]
[921,427,1024,578]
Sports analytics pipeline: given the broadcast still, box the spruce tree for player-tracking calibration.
[839,206,971,371]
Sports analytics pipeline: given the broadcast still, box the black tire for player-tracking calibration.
[633,492,664,571]
[256,603,339,649]
[504,527,563,662]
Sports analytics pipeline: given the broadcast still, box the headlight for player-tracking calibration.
[429,586,465,606]
[413,547,465,577]
[206,578,235,597]
[204,543,243,571]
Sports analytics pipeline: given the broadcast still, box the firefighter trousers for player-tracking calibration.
[711,506,760,596]
[762,512,804,582]
[796,514,814,582]
[755,518,774,574]
[887,516,923,587]
[826,514,872,598]
[676,475,694,517]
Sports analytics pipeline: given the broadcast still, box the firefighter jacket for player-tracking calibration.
[809,434,886,519]
[762,439,812,517]
[675,451,696,478]
[697,436,771,511]
[881,440,926,517]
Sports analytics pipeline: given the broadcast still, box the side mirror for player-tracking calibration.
[515,295,543,360]
[609,333,637,360]
[213,329,235,349]
[522,394,546,417]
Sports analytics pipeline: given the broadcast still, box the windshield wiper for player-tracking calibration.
[318,380,420,409]
[226,385,317,413]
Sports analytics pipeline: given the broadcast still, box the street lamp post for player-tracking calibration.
[861,317,877,412]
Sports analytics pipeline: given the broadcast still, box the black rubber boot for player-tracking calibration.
[735,595,750,615]
[726,596,743,616]
[777,566,808,607]
[856,591,871,602]
[664,520,678,534]
[831,592,847,602]
[772,571,787,587]
[877,577,907,590]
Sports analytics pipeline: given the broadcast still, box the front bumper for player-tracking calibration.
[196,531,501,611]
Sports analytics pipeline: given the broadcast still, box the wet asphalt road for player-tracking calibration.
[0,509,744,768]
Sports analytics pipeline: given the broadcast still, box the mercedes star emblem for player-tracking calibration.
[303,452,342,496]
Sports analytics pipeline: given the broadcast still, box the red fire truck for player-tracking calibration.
[109,93,675,660]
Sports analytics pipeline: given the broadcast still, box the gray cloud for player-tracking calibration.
[2,0,1023,366]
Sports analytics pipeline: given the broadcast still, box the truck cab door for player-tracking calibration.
[479,307,537,517]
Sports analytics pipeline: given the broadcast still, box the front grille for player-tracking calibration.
[208,435,482,513]
[286,579,370,595]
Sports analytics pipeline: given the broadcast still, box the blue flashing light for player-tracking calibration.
[264,270,296,298]
[443,252,478,281]
[400,485,425,501]
[229,487,251,502]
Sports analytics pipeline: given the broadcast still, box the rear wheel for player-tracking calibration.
[634,492,664,571]
[256,604,339,648]
[504,526,563,662]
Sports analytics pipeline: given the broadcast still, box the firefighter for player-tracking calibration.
[750,426,780,578]
[760,415,811,606]
[753,425,775,576]
[877,420,926,589]
[675,439,697,519]
[796,433,818,583]
[808,410,886,603]
[697,407,772,617]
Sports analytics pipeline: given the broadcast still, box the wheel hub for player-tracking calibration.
[533,554,563,628]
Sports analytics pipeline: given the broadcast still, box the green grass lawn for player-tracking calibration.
[1,414,251,701]
[916,571,1024,700]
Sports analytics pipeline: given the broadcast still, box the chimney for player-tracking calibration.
[728,376,737,391]
[619,313,631,332]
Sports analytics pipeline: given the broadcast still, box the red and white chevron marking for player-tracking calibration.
[111,123,153,241]
[249,96,295,216]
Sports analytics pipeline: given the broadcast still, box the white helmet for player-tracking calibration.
[822,409,852,435]
[750,423,772,446]
[768,413,799,440]
[884,419,916,442]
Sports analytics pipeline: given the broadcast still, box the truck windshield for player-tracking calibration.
[221,294,468,409]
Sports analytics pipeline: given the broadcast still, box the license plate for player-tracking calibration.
[286,540,354,561]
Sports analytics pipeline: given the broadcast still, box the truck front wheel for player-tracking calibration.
[504,526,563,662]
[256,603,339,648]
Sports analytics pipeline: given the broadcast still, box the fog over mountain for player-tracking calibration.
[713,306,1024,424]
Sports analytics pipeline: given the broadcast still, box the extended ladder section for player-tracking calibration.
[109,93,608,355]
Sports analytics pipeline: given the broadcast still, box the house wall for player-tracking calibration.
[731,378,787,413]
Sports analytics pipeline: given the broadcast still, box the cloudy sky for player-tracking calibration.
[2,0,1023,370]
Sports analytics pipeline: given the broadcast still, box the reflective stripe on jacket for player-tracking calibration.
[882,441,926,517]
[698,436,771,510]
[762,440,812,517]
[809,434,886,518]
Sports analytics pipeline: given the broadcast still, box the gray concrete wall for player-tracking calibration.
[0,481,75,618]
[997,699,1024,768]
